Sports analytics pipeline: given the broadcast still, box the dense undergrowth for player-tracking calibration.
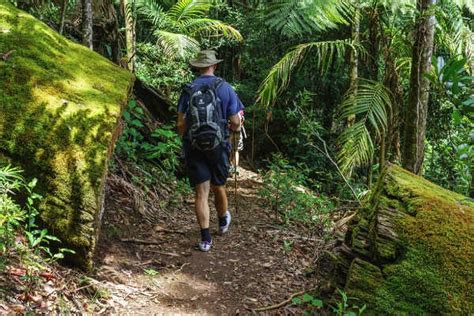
[0,165,96,313]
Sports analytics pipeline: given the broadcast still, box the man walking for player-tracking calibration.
[177,50,243,252]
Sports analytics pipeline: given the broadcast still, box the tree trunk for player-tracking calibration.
[59,0,67,35]
[111,5,121,64]
[122,0,136,72]
[349,5,359,91]
[382,39,403,163]
[347,3,360,126]
[368,8,379,80]
[470,164,474,198]
[401,0,437,175]
[82,0,93,49]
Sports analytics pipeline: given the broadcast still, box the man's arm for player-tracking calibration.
[176,92,188,137]
[177,112,186,137]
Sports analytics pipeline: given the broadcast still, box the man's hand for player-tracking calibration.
[229,113,241,132]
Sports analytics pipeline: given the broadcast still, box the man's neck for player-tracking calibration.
[199,69,215,77]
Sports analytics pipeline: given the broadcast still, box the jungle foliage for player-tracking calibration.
[10,0,474,225]
[4,0,474,313]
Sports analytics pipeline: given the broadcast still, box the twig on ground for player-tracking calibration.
[72,283,96,293]
[173,262,189,275]
[120,238,162,245]
[145,250,180,257]
[154,227,186,235]
[251,290,307,312]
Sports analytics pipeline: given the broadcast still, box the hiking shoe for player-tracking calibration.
[198,240,212,252]
[219,211,232,234]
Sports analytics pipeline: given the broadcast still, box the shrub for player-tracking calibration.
[259,154,334,228]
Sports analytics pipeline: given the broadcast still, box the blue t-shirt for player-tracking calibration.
[177,75,244,118]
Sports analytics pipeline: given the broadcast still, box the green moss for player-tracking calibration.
[344,165,474,314]
[0,1,134,269]
[375,246,450,314]
[345,258,383,305]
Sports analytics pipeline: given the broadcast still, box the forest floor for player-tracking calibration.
[94,166,333,314]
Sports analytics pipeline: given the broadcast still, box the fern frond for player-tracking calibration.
[337,79,392,175]
[154,30,200,58]
[257,39,355,109]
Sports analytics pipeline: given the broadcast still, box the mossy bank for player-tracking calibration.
[0,1,134,269]
[330,164,474,314]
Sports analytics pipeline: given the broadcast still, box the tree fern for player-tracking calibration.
[257,39,356,109]
[337,79,392,175]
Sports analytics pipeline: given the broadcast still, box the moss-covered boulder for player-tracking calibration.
[0,1,134,269]
[332,164,474,314]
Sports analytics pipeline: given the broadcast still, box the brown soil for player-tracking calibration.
[95,167,326,314]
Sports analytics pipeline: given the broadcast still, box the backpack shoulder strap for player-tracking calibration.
[183,83,195,96]
[212,77,224,90]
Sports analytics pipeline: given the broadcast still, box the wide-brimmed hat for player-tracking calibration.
[189,50,223,68]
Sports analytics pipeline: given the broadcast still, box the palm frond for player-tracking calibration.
[154,30,200,58]
[395,56,412,76]
[257,39,355,109]
[435,3,474,59]
[265,0,351,37]
[337,121,374,176]
[183,18,243,41]
[136,0,169,28]
[168,0,212,22]
[337,79,392,175]
[377,0,415,14]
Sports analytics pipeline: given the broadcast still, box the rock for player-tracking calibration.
[330,164,474,314]
[0,2,134,269]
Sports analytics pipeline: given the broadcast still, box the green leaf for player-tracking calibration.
[452,109,462,125]
[311,298,323,307]
[292,297,302,305]
[28,178,37,189]
[302,293,313,302]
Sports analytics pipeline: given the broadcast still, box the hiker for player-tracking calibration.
[177,50,243,252]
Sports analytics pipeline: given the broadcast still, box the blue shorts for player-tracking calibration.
[184,142,230,187]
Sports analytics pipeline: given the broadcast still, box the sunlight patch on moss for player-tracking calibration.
[0,0,134,269]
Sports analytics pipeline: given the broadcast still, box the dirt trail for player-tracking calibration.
[96,167,321,314]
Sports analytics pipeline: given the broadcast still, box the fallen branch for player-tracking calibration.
[120,238,162,245]
[252,290,307,312]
